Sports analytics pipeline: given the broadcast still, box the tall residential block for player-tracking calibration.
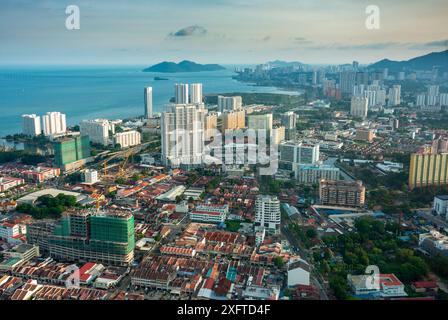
[409,152,448,189]
[255,195,281,234]
[281,111,297,130]
[144,87,153,118]
[319,180,366,207]
[80,119,114,146]
[350,96,368,119]
[189,83,203,104]
[22,114,41,136]
[161,104,206,167]
[175,83,189,104]
[218,95,243,112]
[279,141,320,171]
[222,110,246,130]
[42,112,66,136]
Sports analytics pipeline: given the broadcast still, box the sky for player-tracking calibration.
[1,0,447,65]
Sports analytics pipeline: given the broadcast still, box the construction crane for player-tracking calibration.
[117,150,133,178]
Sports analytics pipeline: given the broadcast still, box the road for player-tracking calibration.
[281,224,329,300]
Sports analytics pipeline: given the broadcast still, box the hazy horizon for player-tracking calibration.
[1,0,447,65]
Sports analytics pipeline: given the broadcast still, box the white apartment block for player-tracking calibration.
[161,104,206,167]
[189,83,203,104]
[255,195,281,234]
[114,130,141,148]
[350,96,368,119]
[218,95,243,112]
[388,85,401,106]
[42,112,66,136]
[144,87,153,118]
[80,119,115,145]
[22,114,41,136]
[175,83,189,104]
[279,141,320,171]
[83,169,99,185]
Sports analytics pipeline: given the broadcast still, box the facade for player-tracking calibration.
[22,114,41,136]
[247,114,273,131]
[161,104,206,168]
[42,112,67,136]
[175,83,189,104]
[54,136,91,168]
[144,86,153,118]
[189,83,203,104]
[255,195,281,234]
[296,164,340,184]
[114,130,141,148]
[350,96,368,119]
[433,195,448,219]
[279,141,320,171]
[0,222,20,242]
[222,110,246,130]
[281,111,297,129]
[218,95,243,112]
[28,210,135,266]
[80,119,114,145]
[409,152,448,189]
[319,180,366,207]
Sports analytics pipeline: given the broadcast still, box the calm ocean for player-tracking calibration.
[0,66,299,137]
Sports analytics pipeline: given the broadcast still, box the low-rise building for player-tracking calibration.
[21,167,60,183]
[0,177,25,192]
[419,230,448,257]
[433,195,448,219]
[347,273,407,298]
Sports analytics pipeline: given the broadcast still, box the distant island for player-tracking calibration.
[154,76,169,80]
[143,60,226,73]
[369,50,448,72]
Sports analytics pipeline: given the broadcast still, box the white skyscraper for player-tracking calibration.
[80,119,114,146]
[22,114,41,136]
[175,84,189,104]
[364,90,377,107]
[189,83,203,104]
[42,112,66,136]
[388,85,401,106]
[350,96,369,119]
[416,94,426,107]
[144,87,153,118]
[255,195,281,234]
[161,104,206,167]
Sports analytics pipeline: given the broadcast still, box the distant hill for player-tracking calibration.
[369,50,448,72]
[143,60,225,73]
[267,60,306,68]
